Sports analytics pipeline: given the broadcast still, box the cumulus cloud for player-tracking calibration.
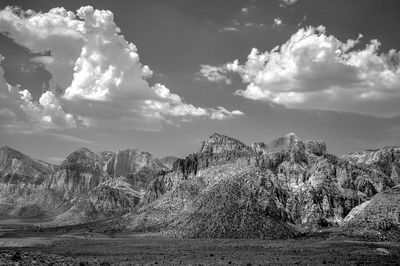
[0,55,80,131]
[201,26,400,117]
[273,18,283,27]
[199,65,231,84]
[279,0,298,7]
[0,6,243,132]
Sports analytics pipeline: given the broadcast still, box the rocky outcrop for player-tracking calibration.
[0,146,56,208]
[2,133,399,239]
[128,158,297,238]
[253,135,394,227]
[159,156,179,170]
[105,149,166,178]
[343,146,400,183]
[0,146,166,223]
[129,133,399,238]
[0,146,55,179]
[173,133,253,178]
[48,148,107,200]
[252,133,326,157]
[88,177,141,216]
[48,177,141,226]
[339,185,400,241]
[304,140,327,156]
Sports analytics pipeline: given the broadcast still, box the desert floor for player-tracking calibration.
[0,218,399,265]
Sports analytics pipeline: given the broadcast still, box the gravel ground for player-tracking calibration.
[1,232,400,265]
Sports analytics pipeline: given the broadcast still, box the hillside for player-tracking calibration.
[122,133,399,238]
[1,133,399,240]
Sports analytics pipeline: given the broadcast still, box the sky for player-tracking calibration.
[0,0,399,163]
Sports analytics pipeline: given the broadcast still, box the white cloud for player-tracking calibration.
[244,22,265,29]
[201,26,400,117]
[273,18,283,27]
[0,55,80,131]
[279,0,298,7]
[241,8,249,15]
[0,6,244,132]
[199,64,231,85]
[297,15,307,27]
[209,107,244,120]
[219,26,239,32]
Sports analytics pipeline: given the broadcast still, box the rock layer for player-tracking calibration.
[1,133,399,240]
[0,146,167,224]
[128,133,399,238]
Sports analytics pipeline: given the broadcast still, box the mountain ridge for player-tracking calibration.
[1,133,399,240]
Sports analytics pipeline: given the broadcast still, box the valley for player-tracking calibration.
[1,219,400,265]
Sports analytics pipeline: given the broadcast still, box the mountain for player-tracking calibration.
[122,133,398,239]
[338,185,400,241]
[159,156,180,170]
[0,146,168,225]
[1,133,399,240]
[0,146,56,215]
[343,146,400,182]
[0,146,55,179]
[104,149,167,192]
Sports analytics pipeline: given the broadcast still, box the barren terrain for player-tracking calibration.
[1,218,400,265]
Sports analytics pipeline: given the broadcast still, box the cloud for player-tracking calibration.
[201,26,400,117]
[297,15,307,27]
[279,0,299,7]
[209,107,244,120]
[0,6,243,133]
[0,55,80,131]
[199,64,231,84]
[273,18,283,27]
[219,26,239,32]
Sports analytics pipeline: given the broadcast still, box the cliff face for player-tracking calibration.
[48,148,107,200]
[0,146,55,208]
[159,156,180,170]
[0,146,166,224]
[105,149,166,177]
[338,185,400,241]
[131,133,399,238]
[2,133,399,239]
[343,147,400,182]
[172,133,253,179]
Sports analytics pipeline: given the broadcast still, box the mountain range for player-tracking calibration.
[0,133,399,241]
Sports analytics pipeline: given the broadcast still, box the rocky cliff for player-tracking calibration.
[0,146,167,224]
[159,156,180,170]
[1,133,399,240]
[343,146,400,182]
[0,146,56,211]
[338,185,400,241]
[126,133,399,238]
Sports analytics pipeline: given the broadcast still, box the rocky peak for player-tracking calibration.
[0,146,54,176]
[198,133,252,155]
[1,146,24,158]
[97,151,115,162]
[107,148,166,178]
[304,140,327,156]
[62,149,99,168]
[252,133,326,156]
[252,133,303,155]
[343,146,400,181]
[173,133,253,178]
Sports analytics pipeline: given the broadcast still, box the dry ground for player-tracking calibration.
[0,218,400,265]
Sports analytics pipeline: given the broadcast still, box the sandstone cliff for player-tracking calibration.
[0,146,167,225]
[127,133,398,238]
